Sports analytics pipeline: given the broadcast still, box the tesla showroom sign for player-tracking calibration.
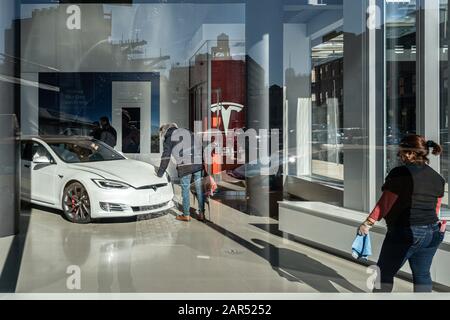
[210,102,244,135]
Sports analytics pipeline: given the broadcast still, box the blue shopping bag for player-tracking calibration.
[351,232,372,261]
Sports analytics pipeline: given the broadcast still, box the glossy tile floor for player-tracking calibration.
[0,201,413,293]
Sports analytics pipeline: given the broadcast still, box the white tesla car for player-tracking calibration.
[20,136,174,223]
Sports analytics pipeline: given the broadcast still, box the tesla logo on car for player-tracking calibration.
[210,102,244,135]
[66,5,81,30]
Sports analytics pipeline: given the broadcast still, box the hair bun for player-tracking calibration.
[426,140,443,156]
[426,140,436,149]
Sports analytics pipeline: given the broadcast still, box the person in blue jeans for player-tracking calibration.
[157,123,205,222]
[359,134,446,292]
[373,223,445,292]
[180,170,205,220]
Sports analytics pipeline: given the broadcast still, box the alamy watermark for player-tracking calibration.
[66,5,81,30]
[66,265,81,290]
[164,121,281,176]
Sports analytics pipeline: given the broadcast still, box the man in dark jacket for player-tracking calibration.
[99,116,117,148]
[157,123,205,222]
[89,121,102,140]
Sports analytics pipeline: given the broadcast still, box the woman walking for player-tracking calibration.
[359,134,447,292]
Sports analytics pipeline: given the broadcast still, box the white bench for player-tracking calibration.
[279,201,450,289]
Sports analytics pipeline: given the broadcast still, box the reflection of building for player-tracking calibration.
[38,108,94,136]
[6,5,169,153]
[0,59,17,116]
[211,33,231,58]
[14,5,112,71]
[111,37,170,70]
[310,32,344,167]
[311,59,343,113]
[11,5,169,72]
[189,34,246,174]
[168,63,190,121]
[385,27,417,135]
[385,19,417,172]
[2,12,20,118]
[311,58,344,164]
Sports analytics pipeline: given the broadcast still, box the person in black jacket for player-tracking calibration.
[157,123,205,222]
[99,116,117,148]
[89,121,102,140]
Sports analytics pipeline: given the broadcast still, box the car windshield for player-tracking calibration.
[47,140,125,163]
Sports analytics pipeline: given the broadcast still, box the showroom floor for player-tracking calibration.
[0,200,413,293]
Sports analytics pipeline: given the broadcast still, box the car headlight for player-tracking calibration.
[92,179,131,189]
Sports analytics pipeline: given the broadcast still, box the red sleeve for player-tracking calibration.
[368,191,399,221]
[436,197,442,217]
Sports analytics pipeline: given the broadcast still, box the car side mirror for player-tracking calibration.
[33,156,51,164]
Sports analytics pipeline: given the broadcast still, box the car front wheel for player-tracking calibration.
[62,181,91,223]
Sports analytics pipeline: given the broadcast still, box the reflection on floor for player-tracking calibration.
[0,202,413,293]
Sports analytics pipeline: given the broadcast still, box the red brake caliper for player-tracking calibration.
[71,196,77,217]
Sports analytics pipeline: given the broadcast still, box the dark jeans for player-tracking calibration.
[374,223,445,293]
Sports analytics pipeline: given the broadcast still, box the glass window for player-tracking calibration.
[385,0,418,173]
[311,32,344,183]
[4,0,450,295]
[283,2,345,205]
[21,141,54,163]
[48,139,125,163]
[21,141,33,162]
